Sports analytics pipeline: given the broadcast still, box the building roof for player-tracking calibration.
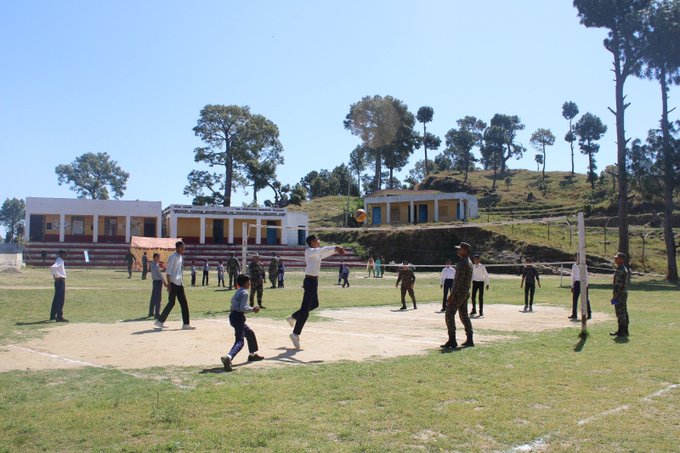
[368,189,442,197]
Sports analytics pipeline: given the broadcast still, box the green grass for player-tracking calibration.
[1,268,680,452]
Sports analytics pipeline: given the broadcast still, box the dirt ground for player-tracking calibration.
[0,303,610,373]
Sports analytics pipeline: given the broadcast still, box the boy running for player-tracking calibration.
[221,274,264,372]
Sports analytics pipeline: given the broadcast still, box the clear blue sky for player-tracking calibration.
[0,1,674,228]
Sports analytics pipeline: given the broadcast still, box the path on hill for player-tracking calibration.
[0,304,611,374]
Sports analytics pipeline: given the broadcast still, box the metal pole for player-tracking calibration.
[241,223,248,271]
[578,212,588,335]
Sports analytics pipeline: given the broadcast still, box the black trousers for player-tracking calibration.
[159,283,190,325]
[291,276,319,335]
[50,278,66,320]
[571,281,592,317]
[191,274,196,286]
[471,281,485,313]
[227,311,258,358]
[202,271,209,286]
[148,279,163,318]
[442,278,453,310]
[141,265,148,280]
[524,283,536,307]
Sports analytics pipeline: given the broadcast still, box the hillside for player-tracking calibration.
[291,169,677,276]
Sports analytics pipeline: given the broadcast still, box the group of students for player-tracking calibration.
[366,256,385,278]
[48,237,631,373]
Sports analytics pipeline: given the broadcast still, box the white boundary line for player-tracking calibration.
[7,344,194,390]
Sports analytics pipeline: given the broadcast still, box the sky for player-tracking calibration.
[1,0,676,236]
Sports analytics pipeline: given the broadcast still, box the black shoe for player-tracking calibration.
[413,304,417,310]
[523,306,528,312]
[259,305,266,309]
[609,331,621,336]
[440,340,457,349]
[400,305,407,311]
[568,315,577,319]
[587,314,592,320]
[220,356,233,372]
[247,354,264,362]
[56,318,69,323]
[462,340,474,347]
[479,312,483,317]
[470,310,477,316]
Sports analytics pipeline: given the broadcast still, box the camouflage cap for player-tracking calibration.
[613,252,627,260]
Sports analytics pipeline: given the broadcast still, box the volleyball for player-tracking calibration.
[354,209,367,223]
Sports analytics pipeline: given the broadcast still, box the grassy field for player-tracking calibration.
[1,267,679,452]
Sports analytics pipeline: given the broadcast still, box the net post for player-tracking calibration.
[241,223,248,271]
[560,264,563,288]
[578,211,588,335]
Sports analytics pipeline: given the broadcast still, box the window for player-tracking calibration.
[105,217,117,236]
[71,216,85,235]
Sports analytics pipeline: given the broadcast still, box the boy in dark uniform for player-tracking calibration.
[396,261,417,310]
[226,252,240,289]
[610,252,629,337]
[520,258,541,312]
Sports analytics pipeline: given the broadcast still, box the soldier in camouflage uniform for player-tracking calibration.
[247,254,266,308]
[226,252,240,290]
[442,242,474,349]
[395,261,417,310]
[268,253,280,289]
[610,252,629,337]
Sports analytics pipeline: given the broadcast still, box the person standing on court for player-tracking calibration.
[396,261,417,310]
[441,242,474,349]
[49,249,68,322]
[440,259,456,313]
[277,259,286,288]
[148,253,166,319]
[340,262,350,288]
[569,254,591,320]
[226,252,240,290]
[520,258,541,312]
[217,260,226,287]
[247,254,266,308]
[202,258,210,286]
[141,251,149,280]
[125,250,136,279]
[155,241,194,330]
[367,256,375,278]
[375,256,382,278]
[190,261,197,287]
[268,253,279,289]
[286,234,345,349]
[610,252,629,337]
[470,255,490,317]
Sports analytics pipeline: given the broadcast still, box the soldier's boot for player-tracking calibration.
[440,339,457,349]
[462,333,474,348]
[412,301,417,310]
[400,303,407,310]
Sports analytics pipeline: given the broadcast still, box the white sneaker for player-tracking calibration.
[286,316,296,328]
[289,333,300,349]
[153,320,164,329]
[182,324,196,330]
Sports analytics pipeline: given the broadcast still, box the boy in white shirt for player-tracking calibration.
[49,250,68,322]
[570,254,592,320]
[286,234,345,349]
[470,255,490,317]
[439,259,456,313]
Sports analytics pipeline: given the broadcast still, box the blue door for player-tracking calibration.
[297,226,306,246]
[372,206,382,225]
[266,221,278,245]
[418,205,428,223]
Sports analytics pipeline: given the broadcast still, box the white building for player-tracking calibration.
[164,205,309,246]
[25,197,162,243]
[363,190,478,226]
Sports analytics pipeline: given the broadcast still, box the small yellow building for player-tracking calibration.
[363,190,478,226]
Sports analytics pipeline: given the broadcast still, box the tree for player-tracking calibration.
[574,113,608,189]
[444,116,486,182]
[530,128,556,182]
[574,0,651,262]
[344,95,420,192]
[405,154,454,187]
[349,145,367,196]
[240,116,284,205]
[185,105,283,206]
[417,106,435,174]
[0,198,25,243]
[480,125,506,190]
[55,152,129,199]
[534,153,544,172]
[562,101,580,175]
[639,0,680,280]
[489,114,526,175]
